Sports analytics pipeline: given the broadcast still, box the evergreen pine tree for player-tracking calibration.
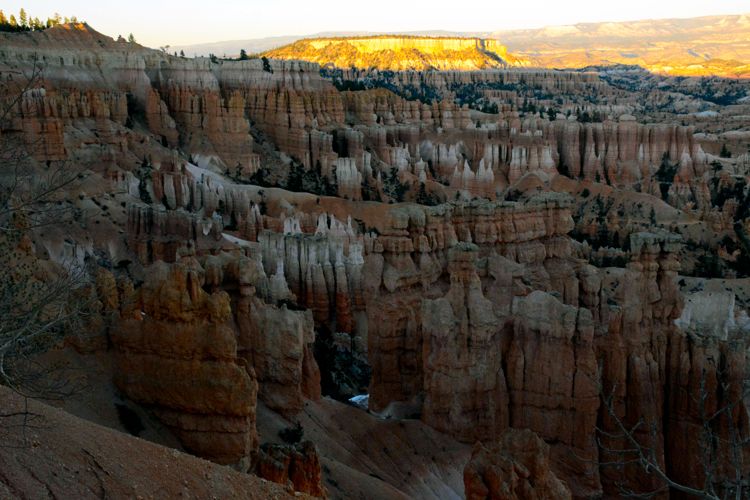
[416,182,436,205]
[128,33,136,43]
[325,166,338,196]
[286,162,304,192]
[261,56,273,73]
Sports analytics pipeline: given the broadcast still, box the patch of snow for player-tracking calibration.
[693,110,719,118]
[185,162,226,184]
[191,154,226,171]
[348,394,369,410]
[222,233,252,247]
[675,291,735,341]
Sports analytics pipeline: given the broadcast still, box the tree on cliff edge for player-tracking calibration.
[0,58,90,404]
[598,366,749,499]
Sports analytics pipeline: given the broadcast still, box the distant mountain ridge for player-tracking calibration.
[171,14,750,77]
[493,13,750,77]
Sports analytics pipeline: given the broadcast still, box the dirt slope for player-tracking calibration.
[0,386,300,499]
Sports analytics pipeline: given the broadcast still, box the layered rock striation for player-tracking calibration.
[111,250,321,468]
[111,259,258,466]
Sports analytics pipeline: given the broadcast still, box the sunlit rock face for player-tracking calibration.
[262,15,750,78]
[264,37,530,71]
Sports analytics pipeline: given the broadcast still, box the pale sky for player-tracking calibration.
[3,1,748,48]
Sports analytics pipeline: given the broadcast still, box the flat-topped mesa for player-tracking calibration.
[2,26,712,212]
[263,36,531,71]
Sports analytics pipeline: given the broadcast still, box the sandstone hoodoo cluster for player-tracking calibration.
[1,22,749,499]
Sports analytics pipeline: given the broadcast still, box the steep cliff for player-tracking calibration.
[111,259,259,467]
[111,249,322,469]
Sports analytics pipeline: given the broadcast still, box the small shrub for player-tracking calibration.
[279,422,304,444]
[115,403,145,436]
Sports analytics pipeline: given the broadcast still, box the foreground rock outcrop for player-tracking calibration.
[112,259,258,466]
[464,428,572,500]
[255,441,327,498]
[0,386,299,499]
[111,251,322,469]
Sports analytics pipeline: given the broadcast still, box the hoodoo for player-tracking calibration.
[1,7,749,499]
